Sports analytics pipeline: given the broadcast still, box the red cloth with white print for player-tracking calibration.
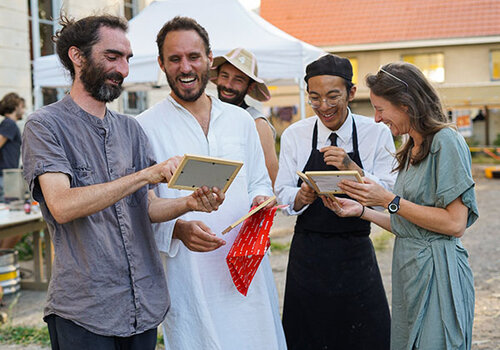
[226,205,280,296]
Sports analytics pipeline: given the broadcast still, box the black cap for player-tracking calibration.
[304,54,353,83]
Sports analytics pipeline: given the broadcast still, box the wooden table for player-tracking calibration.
[0,210,52,290]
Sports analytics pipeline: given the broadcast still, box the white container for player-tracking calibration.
[0,250,20,295]
[2,169,28,201]
[0,204,8,219]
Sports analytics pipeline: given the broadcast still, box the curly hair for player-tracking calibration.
[53,14,128,80]
[0,92,22,116]
[156,16,211,63]
[366,62,452,172]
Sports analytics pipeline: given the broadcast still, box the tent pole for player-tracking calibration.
[299,78,306,120]
[30,0,43,109]
[33,85,42,110]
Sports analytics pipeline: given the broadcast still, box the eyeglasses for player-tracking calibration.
[307,95,342,109]
[379,68,409,91]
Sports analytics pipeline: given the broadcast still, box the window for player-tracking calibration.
[123,91,147,115]
[348,57,358,85]
[491,50,500,81]
[28,0,62,107]
[28,0,59,57]
[403,53,444,83]
[124,0,139,20]
[42,88,59,106]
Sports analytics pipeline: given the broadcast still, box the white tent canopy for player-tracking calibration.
[33,0,325,116]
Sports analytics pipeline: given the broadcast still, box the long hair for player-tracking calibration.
[366,62,452,172]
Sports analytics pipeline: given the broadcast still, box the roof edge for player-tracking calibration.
[323,36,500,53]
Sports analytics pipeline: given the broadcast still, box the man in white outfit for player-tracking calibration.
[136,16,287,350]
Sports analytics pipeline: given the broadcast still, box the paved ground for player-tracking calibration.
[269,165,500,350]
[1,166,499,349]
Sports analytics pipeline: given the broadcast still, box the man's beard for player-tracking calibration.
[80,57,124,103]
[217,85,247,106]
[165,62,210,103]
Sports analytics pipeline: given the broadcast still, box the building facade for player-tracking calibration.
[0,0,151,116]
[261,0,500,145]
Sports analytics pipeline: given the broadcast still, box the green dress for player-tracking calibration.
[390,128,479,350]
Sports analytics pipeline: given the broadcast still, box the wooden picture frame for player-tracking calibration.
[297,170,363,195]
[222,196,276,235]
[168,154,243,193]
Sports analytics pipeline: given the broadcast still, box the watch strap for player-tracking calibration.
[388,195,400,214]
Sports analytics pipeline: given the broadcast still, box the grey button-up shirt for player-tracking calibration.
[22,95,169,337]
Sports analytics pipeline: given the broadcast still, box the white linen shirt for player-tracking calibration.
[275,109,397,216]
[136,95,286,350]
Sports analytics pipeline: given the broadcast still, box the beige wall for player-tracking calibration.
[268,42,500,142]
[339,42,500,106]
[60,0,153,18]
[0,1,31,110]
[61,0,121,18]
[345,43,500,144]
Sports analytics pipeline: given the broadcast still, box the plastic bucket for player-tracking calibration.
[0,249,20,295]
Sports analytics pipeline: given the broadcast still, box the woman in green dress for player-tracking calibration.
[323,62,479,350]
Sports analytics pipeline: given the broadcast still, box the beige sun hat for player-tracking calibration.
[210,47,271,102]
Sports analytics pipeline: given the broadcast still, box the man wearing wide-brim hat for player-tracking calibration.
[210,48,278,186]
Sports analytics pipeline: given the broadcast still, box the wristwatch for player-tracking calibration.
[388,195,401,214]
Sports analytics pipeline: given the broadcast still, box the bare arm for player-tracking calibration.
[360,207,391,231]
[322,196,392,231]
[39,159,178,224]
[254,118,279,187]
[392,196,467,237]
[0,135,7,148]
[148,186,225,223]
[339,178,468,237]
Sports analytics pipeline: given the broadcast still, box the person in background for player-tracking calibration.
[210,48,279,186]
[0,93,26,249]
[0,92,24,202]
[323,61,478,350]
[136,16,286,350]
[275,54,396,349]
[22,15,224,350]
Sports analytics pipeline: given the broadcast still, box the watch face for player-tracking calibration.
[388,203,398,213]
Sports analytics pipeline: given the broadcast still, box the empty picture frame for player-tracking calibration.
[222,195,276,235]
[168,154,243,193]
[299,170,363,194]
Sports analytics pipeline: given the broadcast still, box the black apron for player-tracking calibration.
[282,119,390,350]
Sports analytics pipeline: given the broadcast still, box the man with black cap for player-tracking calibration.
[211,48,278,186]
[275,54,396,349]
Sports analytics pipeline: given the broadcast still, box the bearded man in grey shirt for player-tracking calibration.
[22,15,225,350]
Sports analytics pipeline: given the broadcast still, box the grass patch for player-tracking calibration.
[270,240,291,252]
[471,155,500,164]
[371,230,393,252]
[0,325,50,346]
[14,234,34,261]
[156,331,165,349]
[0,324,167,349]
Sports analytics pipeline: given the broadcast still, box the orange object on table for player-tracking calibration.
[226,205,280,296]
